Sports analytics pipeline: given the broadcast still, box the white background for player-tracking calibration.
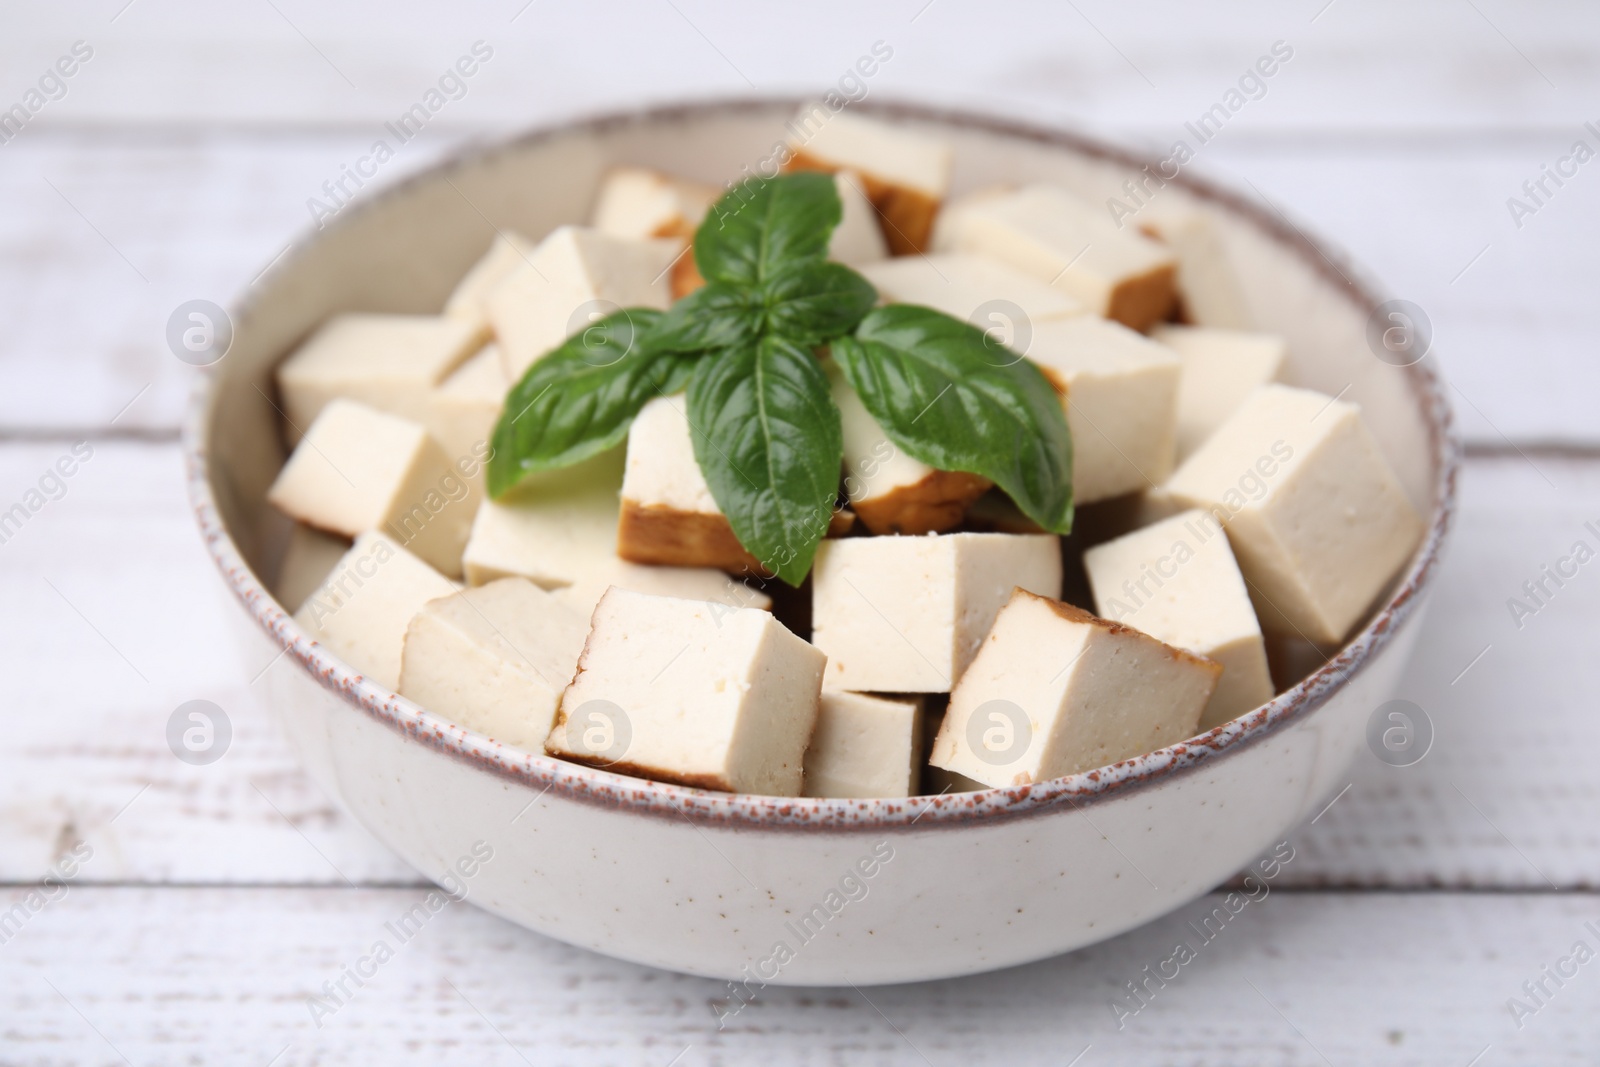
[2,1,1598,1063]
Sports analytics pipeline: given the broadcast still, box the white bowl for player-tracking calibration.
[185,98,1457,986]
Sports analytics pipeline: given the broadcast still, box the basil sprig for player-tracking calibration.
[487,172,1074,585]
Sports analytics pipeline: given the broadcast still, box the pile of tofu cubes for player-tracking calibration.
[263,106,1425,799]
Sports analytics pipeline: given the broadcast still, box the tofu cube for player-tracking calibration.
[549,560,771,620]
[275,313,486,440]
[546,588,826,795]
[443,232,538,327]
[802,691,924,798]
[829,171,890,265]
[1025,317,1182,503]
[399,577,589,751]
[929,589,1220,787]
[591,166,717,241]
[462,448,627,588]
[486,225,678,379]
[1138,208,1252,328]
[830,360,990,535]
[424,342,506,471]
[811,532,1063,693]
[1084,509,1274,729]
[266,399,478,578]
[591,167,718,300]
[934,185,1178,331]
[1151,324,1286,461]
[294,531,459,690]
[272,524,351,613]
[859,252,1085,325]
[1165,384,1425,644]
[785,104,953,254]
[617,395,763,575]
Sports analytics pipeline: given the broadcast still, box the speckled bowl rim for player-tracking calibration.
[184,96,1459,834]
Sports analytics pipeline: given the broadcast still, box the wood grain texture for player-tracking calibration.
[1,444,1595,890]
[3,887,1599,1065]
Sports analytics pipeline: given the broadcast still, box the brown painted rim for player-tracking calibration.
[183,95,1459,833]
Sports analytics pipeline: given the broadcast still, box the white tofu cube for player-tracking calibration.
[275,313,486,440]
[934,185,1178,331]
[546,588,826,795]
[1084,509,1274,729]
[266,399,478,578]
[462,448,626,588]
[272,524,350,613]
[1165,384,1425,644]
[617,395,762,574]
[1151,324,1286,461]
[549,560,771,621]
[859,252,1085,325]
[424,342,506,470]
[399,577,589,751]
[929,589,1220,787]
[443,232,538,327]
[811,532,1063,693]
[1138,208,1252,328]
[829,360,990,535]
[294,531,459,690]
[486,225,679,379]
[591,166,717,241]
[802,691,923,799]
[785,104,953,254]
[1025,317,1182,503]
[829,171,890,265]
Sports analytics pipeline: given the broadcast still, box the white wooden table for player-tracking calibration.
[3,3,1598,1062]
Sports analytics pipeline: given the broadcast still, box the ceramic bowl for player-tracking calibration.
[185,98,1457,986]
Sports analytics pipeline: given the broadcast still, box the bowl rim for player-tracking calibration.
[184,95,1460,834]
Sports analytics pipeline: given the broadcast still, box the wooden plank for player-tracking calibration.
[2,129,1594,442]
[2,887,1598,1064]
[1,443,1596,890]
[2,0,1595,131]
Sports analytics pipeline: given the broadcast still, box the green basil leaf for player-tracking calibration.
[761,261,878,347]
[694,172,841,288]
[648,281,763,354]
[487,309,697,498]
[686,336,842,585]
[832,305,1074,533]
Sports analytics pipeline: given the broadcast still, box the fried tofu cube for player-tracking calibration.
[443,232,538,327]
[929,589,1220,787]
[830,360,990,535]
[399,577,589,751]
[1151,324,1286,461]
[1165,384,1425,644]
[810,532,1063,693]
[272,524,351,613]
[616,396,763,575]
[934,185,1178,330]
[591,166,718,241]
[1084,509,1274,729]
[294,531,460,690]
[802,691,923,798]
[546,588,826,795]
[461,449,627,588]
[1139,208,1252,329]
[1026,317,1182,503]
[785,104,953,254]
[275,313,486,441]
[859,252,1085,325]
[266,399,478,578]
[485,225,678,379]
